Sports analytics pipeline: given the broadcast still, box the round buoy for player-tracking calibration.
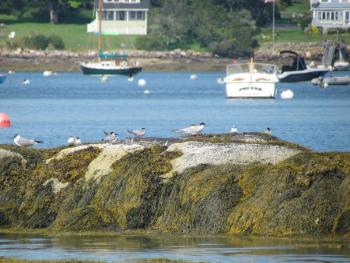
[144,89,150,94]
[43,71,53,77]
[138,79,146,87]
[190,74,198,80]
[280,89,294,100]
[0,113,11,128]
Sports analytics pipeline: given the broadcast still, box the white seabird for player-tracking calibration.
[14,134,43,147]
[67,136,82,146]
[173,123,206,135]
[264,127,272,136]
[230,126,238,134]
[102,131,118,143]
[128,128,146,142]
[22,79,30,86]
[75,137,82,146]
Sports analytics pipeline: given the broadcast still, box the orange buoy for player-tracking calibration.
[0,113,11,128]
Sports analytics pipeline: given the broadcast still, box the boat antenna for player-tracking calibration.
[98,0,102,52]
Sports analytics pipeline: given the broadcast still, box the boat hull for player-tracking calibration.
[279,69,328,83]
[226,82,276,98]
[81,65,142,77]
[0,74,6,84]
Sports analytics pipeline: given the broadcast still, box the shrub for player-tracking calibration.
[24,34,49,50]
[5,34,65,50]
[47,35,65,50]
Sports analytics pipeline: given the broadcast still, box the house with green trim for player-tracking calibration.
[311,0,350,32]
[87,0,150,35]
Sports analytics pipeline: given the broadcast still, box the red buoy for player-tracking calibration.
[0,113,11,128]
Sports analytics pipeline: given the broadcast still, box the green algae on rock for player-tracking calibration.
[0,136,349,238]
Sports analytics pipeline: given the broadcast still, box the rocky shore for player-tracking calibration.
[0,48,230,72]
[0,133,349,238]
[0,42,331,72]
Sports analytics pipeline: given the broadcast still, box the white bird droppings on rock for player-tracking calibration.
[163,141,300,178]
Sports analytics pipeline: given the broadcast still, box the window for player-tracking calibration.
[103,10,114,20]
[129,11,145,21]
[116,11,126,20]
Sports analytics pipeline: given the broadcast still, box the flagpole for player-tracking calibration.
[272,0,275,53]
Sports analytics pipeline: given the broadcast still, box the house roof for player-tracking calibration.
[95,0,150,10]
[313,0,350,10]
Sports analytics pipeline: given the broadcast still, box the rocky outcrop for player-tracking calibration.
[0,135,349,237]
[164,141,300,178]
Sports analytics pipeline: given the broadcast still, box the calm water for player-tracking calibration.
[0,72,350,151]
[0,233,349,263]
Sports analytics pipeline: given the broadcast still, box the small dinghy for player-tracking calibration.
[312,76,350,88]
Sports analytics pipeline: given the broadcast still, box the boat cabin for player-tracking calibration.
[311,0,350,33]
[280,51,307,73]
[87,0,150,35]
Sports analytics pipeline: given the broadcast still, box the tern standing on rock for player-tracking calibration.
[128,128,146,142]
[173,123,206,135]
[230,126,238,134]
[102,131,118,143]
[264,127,272,136]
[14,134,43,147]
[67,136,82,146]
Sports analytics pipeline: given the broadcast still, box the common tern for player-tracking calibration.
[102,131,118,143]
[14,134,43,147]
[173,123,206,135]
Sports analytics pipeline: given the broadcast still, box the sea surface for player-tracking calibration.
[0,233,349,263]
[0,71,350,151]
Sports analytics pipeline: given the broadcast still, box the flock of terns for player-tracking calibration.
[12,123,272,147]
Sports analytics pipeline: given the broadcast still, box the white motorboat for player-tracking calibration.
[224,59,278,98]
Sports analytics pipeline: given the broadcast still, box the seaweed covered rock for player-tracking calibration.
[0,137,349,237]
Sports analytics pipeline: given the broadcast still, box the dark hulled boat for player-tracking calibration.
[81,0,142,77]
[81,51,142,77]
[278,50,328,83]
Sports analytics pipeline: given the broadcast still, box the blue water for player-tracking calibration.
[0,234,349,263]
[1,72,350,151]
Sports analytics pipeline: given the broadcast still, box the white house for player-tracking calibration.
[87,0,150,35]
[311,0,350,32]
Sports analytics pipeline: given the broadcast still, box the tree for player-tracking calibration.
[43,0,90,24]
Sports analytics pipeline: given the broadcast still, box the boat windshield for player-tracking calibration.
[227,63,276,75]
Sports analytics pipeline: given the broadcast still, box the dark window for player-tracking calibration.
[116,11,126,21]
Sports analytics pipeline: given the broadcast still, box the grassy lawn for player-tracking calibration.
[280,0,310,19]
[0,21,139,51]
[260,26,350,43]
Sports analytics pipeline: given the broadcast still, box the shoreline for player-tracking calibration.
[0,42,327,72]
